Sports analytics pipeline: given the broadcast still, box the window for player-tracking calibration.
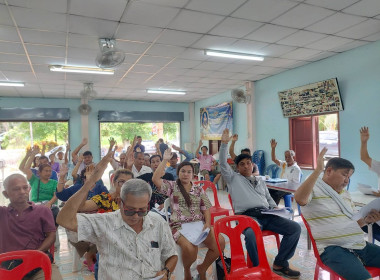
[289,113,339,169]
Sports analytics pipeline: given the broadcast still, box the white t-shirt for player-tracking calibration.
[278,160,302,183]
[132,165,152,178]
[369,159,380,190]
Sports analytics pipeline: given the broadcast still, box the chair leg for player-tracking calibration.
[307,232,312,250]
[314,265,319,280]
[275,234,280,249]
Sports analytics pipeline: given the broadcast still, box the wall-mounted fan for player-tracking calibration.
[231,88,250,104]
[78,104,92,115]
[95,38,125,69]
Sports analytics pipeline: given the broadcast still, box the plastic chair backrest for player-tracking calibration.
[0,250,52,280]
[300,215,324,264]
[265,164,281,178]
[252,150,265,176]
[195,180,221,208]
[214,215,272,277]
[163,198,171,223]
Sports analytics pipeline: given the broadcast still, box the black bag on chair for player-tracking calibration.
[216,254,231,280]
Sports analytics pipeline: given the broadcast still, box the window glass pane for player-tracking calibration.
[318,113,339,159]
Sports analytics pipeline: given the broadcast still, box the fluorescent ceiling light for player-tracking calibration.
[0,81,25,87]
[205,50,264,61]
[147,89,186,95]
[49,65,114,75]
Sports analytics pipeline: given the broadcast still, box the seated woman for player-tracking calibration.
[152,149,225,280]
[19,147,66,226]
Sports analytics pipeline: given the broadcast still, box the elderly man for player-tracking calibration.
[295,149,380,280]
[0,174,62,279]
[270,139,302,204]
[57,152,177,280]
[130,152,152,178]
[220,129,301,279]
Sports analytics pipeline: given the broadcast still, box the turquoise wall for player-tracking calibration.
[194,90,248,152]
[255,40,380,190]
[0,97,190,161]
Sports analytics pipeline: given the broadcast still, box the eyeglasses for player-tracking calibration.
[116,180,126,186]
[121,201,149,216]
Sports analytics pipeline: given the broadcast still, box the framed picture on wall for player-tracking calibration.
[200,101,233,140]
[278,78,344,118]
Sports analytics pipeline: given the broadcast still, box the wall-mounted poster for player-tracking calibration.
[278,78,344,118]
[200,101,233,140]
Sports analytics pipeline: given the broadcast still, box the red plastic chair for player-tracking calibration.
[301,215,380,280]
[195,180,230,225]
[0,250,52,280]
[214,215,286,279]
[228,194,280,249]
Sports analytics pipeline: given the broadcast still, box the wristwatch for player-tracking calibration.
[163,266,171,278]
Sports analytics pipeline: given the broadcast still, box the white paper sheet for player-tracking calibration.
[179,221,210,246]
[352,197,380,226]
[266,178,288,183]
[148,274,164,280]
[357,183,376,195]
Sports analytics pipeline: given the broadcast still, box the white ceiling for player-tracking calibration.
[0,0,379,102]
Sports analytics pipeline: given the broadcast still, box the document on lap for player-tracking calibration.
[261,207,293,219]
[149,274,164,280]
[353,197,380,226]
[180,221,210,246]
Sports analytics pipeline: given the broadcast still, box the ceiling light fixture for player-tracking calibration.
[204,50,264,61]
[0,81,25,87]
[48,65,114,75]
[147,89,186,95]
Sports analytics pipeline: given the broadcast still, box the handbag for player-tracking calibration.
[216,254,231,280]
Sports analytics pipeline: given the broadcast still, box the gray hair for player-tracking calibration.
[3,174,28,191]
[285,150,295,157]
[120,179,152,201]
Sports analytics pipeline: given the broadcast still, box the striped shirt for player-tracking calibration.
[302,177,366,254]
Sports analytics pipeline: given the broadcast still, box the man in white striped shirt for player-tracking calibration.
[295,148,380,280]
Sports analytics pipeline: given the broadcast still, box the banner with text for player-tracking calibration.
[200,102,233,140]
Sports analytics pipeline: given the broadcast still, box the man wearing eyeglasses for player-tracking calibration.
[57,152,178,280]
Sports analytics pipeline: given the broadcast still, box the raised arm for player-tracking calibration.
[294,147,327,206]
[64,143,70,165]
[72,138,88,164]
[229,134,238,160]
[57,150,112,232]
[155,141,162,157]
[219,128,234,183]
[56,165,69,193]
[41,142,46,156]
[19,148,33,173]
[20,147,39,180]
[270,139,281,166]
[152,148,171,189]
[71,154,83,181]
[360,126,372,168]
[195,139,202,158]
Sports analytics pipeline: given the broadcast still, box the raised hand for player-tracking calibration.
[232,134,238,142]
[78,154,84,162]
[270,139,277,149]
[126,152,134,168]
[81,138,88,146]
[360,126,370,143]
[86,151,113,184]
[60,164,69,176]
[198,139,203,146]
[316,147,328,172]
[109,137,116,148]
[32,146,40,154]
[163,148,172,161]
[66,143,70,151]
[221,128,231,144]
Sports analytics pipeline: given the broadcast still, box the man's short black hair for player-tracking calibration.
[241,148,251,154]
[234,153,252,165]
[134,151,144,158]
[83,151,92,156]
[201,146,208,151]
[39,155,48,161]
[171,153,178,159]
[150,154,162,163]
[137,136,142,139]
[325,157,355,172]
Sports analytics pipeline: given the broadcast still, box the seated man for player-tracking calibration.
[0,174,62,279]
[165,145,193,180]
[57,151,178,280]
[295,149,380,280]
[196,140,221,184]
[270,139,302,204]
[229,134,259,175]
[220,129,301,279]
[131,152,152,178]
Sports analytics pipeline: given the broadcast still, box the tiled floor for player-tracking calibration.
[54,189,375,279]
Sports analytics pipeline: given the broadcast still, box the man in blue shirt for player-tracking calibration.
[165,145,194,180]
